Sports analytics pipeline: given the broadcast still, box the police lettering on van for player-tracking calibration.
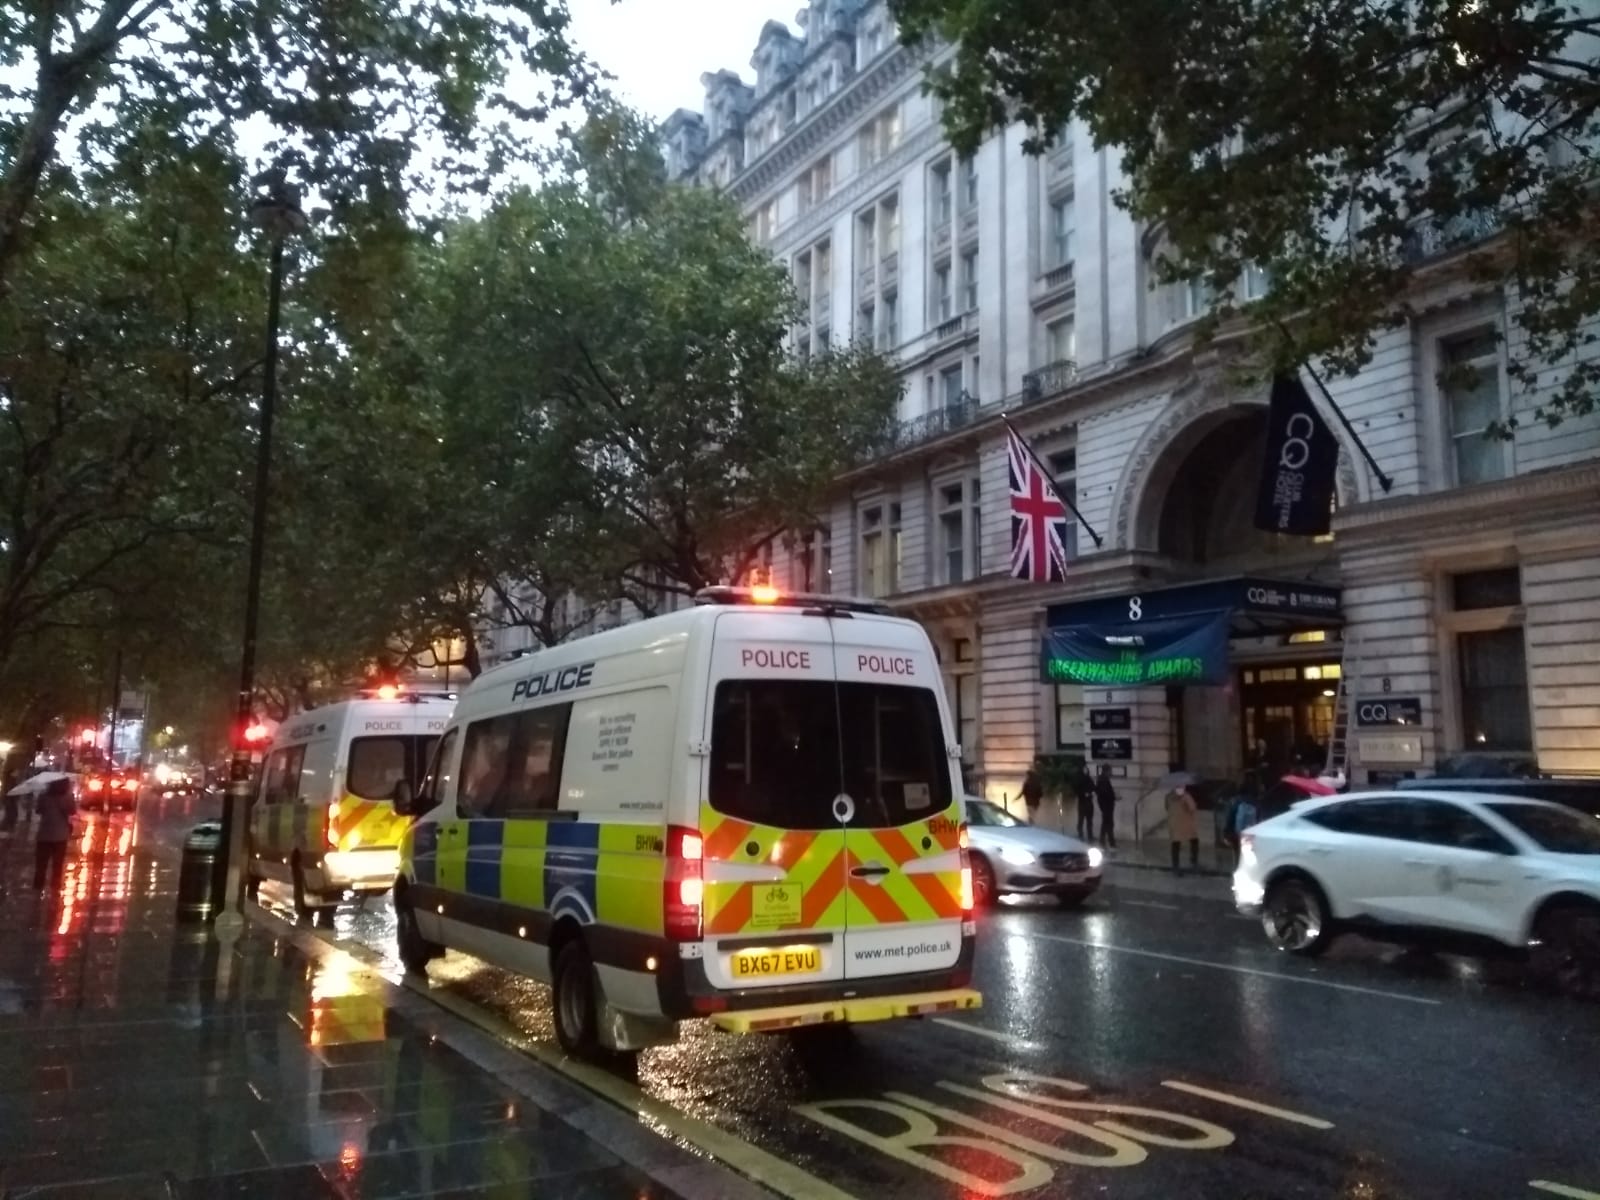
[394,586,980,1061]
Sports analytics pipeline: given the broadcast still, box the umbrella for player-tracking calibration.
[7,771,76,796]
[1281,772,1337,797]
[1156,770,1198,789]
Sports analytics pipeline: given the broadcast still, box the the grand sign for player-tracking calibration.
[1040,612,1231,686]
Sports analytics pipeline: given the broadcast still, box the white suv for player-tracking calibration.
[1234,790,1600,995]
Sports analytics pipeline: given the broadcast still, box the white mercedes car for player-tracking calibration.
[964,797,1104,907]
[1234,790,1600,994]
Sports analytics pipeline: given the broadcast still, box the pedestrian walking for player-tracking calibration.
[1021,766,1043,824]
[1094,765,1118,849]
[1165,782,1200,874]
[33,777,75,896]
[1221,772,1261,869]
[1073,763,1096,842]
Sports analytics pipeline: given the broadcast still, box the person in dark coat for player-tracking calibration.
[1094,765,1118,849]
[1021,767,1043,824]
[1073,764,1096,841]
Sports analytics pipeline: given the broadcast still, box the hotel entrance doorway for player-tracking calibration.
[1239,659,1342,772]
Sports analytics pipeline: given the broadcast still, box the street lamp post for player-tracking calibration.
[213,182,307,924]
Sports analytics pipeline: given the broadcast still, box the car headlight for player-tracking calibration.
[998,846,1037,867]
[1087,847,1104,870]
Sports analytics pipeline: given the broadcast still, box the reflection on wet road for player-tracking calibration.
[42,799,1595,1200]
[265,831,1600,1200]
[0,802,695,1199]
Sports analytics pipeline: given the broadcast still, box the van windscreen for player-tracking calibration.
[708,681,953,830]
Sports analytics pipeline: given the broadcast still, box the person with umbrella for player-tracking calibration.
[1161,769,1201,875]
[32,777,76,895]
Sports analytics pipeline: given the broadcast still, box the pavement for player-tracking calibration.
[0,797,769,1199]
[4,796,1599,1200]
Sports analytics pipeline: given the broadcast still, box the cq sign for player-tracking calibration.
[1355,697,1422,728]
[1278,413,1317,470]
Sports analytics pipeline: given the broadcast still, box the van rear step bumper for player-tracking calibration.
[709,987,981,1034]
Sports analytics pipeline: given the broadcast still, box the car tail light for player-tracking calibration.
[87,779,104,793]
[664,824,703,941]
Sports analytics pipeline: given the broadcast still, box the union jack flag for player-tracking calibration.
[1008,425,1070,582]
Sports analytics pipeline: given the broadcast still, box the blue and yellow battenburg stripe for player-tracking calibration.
[405,819,666,935]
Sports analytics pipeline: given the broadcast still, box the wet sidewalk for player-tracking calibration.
[0,809,760,1199]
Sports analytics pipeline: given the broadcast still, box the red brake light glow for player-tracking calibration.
[664,824,704,941]
[87,778,104,793]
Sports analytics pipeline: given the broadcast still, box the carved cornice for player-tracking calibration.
[732,46,921,205]
[1335,460,1600,536]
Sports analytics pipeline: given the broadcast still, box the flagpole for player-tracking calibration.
[1002,414,1104,549]
[1274,321,1394,494]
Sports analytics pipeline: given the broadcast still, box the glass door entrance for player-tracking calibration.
[1239,661,1341,773]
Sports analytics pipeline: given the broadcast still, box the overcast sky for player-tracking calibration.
[568,0,790,121]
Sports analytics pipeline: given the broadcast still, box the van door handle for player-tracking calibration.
[851,864,890,879]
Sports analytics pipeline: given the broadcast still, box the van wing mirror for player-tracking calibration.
[392,778,415,815]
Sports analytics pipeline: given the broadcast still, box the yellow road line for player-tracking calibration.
[1531,1181,1600,1200]
[1161,1080,1334,1130]
[244,906,855,1200]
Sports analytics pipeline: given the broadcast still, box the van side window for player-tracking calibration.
[415,728,458,816]
[458,705,575,819]
[501,704,573,818]
[260,746,304,806]
[459,715,517,817]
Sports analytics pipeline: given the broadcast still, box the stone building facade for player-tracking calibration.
[652,1,1600,827]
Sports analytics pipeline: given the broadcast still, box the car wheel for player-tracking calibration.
[970,855,998,908]
[396,894,441,975]
[553,940,602,1058]
[1531,903,1600,999]
[1262,875,1332,956]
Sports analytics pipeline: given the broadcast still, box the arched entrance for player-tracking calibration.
[1123,404,1345,783]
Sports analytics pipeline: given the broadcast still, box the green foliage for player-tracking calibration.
[0,0,598,295]
[892,0,1600,428]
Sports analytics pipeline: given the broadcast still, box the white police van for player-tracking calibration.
[393,587,980,1058]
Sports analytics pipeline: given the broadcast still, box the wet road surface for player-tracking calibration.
[161,801,1600,1199]
[0,801,761,1199]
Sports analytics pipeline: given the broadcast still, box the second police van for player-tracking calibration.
[249,688,453,918]
[393,587,981,1057]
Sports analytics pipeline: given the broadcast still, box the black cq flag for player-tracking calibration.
[1254,373,1338,536]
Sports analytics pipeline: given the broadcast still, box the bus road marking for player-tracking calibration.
[1161,1080,1333,1129]
[1532,1181,1600,1200]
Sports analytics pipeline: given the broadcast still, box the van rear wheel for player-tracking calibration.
[396,896,441,975]
[553,941,601,1058]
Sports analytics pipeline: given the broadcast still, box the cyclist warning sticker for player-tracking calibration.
[752,883,803,929]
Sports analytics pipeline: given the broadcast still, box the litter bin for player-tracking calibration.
[176,820,223,923]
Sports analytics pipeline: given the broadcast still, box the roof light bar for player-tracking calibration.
[693,586,891,615]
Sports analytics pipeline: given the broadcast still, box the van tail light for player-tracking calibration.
[326,801,340,849]
[664,824,703,941]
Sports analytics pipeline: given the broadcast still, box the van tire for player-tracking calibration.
[396,894,441,975]
[553,940,601,1058]
[291,855,332,923]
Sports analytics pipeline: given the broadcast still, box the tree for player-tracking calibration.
[0,0,598,297]
[509,117,903,600]
[891,0,1600,427]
